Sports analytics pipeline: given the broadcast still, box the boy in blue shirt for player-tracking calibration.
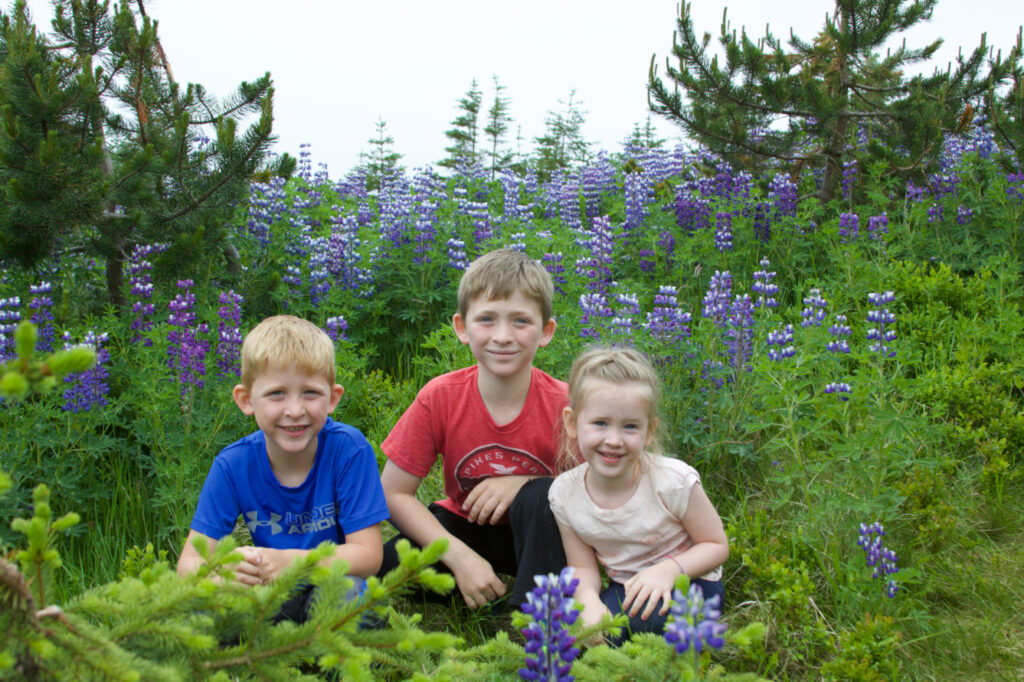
[177,315,388,622]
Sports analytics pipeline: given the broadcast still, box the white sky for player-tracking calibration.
[19,0,1024,177]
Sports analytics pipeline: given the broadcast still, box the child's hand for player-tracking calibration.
[621,560,679,620]
[462,475,532,525]
[233,546,265,586]
[446,545,507,608]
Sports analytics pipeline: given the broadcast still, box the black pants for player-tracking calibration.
[378,477,566,607]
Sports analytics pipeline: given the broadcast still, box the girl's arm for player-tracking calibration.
[622,483,729,620]
[556,519,610,626]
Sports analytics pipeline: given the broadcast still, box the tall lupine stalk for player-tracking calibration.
[725,294,755,378]
[447,238,470,272]
[664,582,727,679]
[713,212,734,252]
[575,215,614,294]
[857,522,900,598]
[61,331,110,412]
[580,153,615,220]
[557,172,583,232]
[867,213,889,241]
[766,324,796,362]
[610,291,641,340]
[27,282,54,352]
[128,244,167,345]
[623,171,654,235]
[245,176,289,245]
[827,314,852,354]
[800,289,828,327]
[307,237,332,306]
[841,159,859,201]
[578,293,612,340]
[0,296,21,361]
[519,568,581,682]
[768,173,799,223]
[751,258,778,310]
[412,200,439,265]
[866,291,897,358]
[324,316,349,342]
[542,253,567,296]
[701,271,732,329]
[645,285,692,347]
[215,290,244,379]
[167,280,208,395]
[839,212,860,242]
[674,189,712,233]
[327,212,373,295]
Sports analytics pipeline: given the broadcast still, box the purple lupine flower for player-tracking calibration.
[766,324,796,361]
[283,265,303,300]
[827,314,852,353]
[447,238,469,271]
[638,248,656,273]
[624,171,655,234]
[927,203,943,224]
[800,289,828,327]
[412,200,438,265]
[714,212,733,253]
[505,232,528,253]
[956,205,973,225]
[1007,172,1024,202]
[866,291,897,358]
[725,294,755,374]
[519,567,581,682]
[906,180,929,203]
[824,382,852,400]
[0,296,21,361]
[645,286,692,345]
[611,291,641,339]
[542,252,567,296]
[658,230,676,270]
[674,190,712,232]
[575,215,615,293]
[216,290,244,379]
[61,330,110,412]
[324,316,349,342]
[28,281,54,352]
[701,271,732,328]
[857,522,900,598]
[579,293,613,340]
[664,583,727,655]
[839,212,860,242]
[928,172,961,199]
[841,159,858,200]
[867,213,889,241]
[128,243,168,345]
[751,258,778,309]
[752,201,771,242]
[768,173,798,218]
[167,279,209,394]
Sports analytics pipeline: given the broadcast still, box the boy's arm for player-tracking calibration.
[254,523,384,582]
[176,529,262,586]
[556,519,609,626]
[380,459,507,608]
[461,474,547,525]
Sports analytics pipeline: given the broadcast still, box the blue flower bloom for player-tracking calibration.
[520,567,581,682]
[664,583,727,655]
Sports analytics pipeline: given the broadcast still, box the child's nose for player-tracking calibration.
[284,395,304,417]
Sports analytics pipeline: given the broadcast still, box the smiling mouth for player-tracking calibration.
[281,425,308,434]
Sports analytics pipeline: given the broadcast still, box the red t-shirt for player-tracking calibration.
[382,365,568,518]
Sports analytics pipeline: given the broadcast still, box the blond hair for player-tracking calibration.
[557,346,664,472]
[239,315,336,389]
[457,249,554,323]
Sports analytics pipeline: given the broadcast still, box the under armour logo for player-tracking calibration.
[244,511,282,535]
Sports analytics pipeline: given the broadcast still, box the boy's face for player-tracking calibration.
[452,290,556,381]
[232,365,344,465]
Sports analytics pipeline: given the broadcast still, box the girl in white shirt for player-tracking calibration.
[548,347,729,642]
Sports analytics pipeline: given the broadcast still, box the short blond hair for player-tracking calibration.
[239,315,335,389]
[558,346,664,472]
[457,249,554,323]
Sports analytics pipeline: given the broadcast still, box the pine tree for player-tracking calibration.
[0,0,276,307]
[439,79,483,170]
[483,75,514,180]
[361,117,403,190]
[534,90,591,181]
[647,0,1020,201]
[988,28,1024,169]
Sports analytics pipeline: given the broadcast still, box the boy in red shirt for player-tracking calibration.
[379,249,568,609]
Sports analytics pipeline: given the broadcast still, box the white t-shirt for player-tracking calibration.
[548,455,723,583]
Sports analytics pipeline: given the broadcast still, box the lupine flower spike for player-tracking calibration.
[664,582,727,678]
[857,522,900,598]
[520,567,581,682]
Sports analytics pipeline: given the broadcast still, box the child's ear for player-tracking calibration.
[645,418,659,447]
[232,384,254,415]
[538,318,557,347]
[452,313,469,345]
[561,406,577,439]
[329,384,345,411]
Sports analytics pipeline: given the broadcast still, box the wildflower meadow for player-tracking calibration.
[3,0,1024,674]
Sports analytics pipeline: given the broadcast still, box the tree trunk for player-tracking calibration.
[106,247,127,310]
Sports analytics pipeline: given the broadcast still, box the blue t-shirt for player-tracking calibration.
[190,418,389,549]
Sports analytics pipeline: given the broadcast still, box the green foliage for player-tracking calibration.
[441,79,484,170]
[534,90,590,181]
[648,0,1021,200]
[0,0,275,306]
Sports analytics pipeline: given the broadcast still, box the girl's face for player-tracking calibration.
[563,380,655,487]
